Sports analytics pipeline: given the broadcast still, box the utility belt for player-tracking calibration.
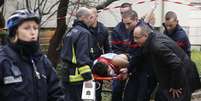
[61,62,84,84]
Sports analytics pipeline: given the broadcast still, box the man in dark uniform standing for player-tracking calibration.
[60,7,95,101]
[89,7,110,101]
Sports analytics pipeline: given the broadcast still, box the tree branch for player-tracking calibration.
[25,0,30,10]
[96,0,118,10]
[40,9,57,25]
[42,1,60,15]
[34,0,45,12]
[42,0,48,13]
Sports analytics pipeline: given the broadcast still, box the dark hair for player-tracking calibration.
[120,3,132,8]
[92,62,108,77]
[165,11,177,21]
[122,10,138,20]
[137,23,153,35]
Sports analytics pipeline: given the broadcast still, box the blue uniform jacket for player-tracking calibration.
[163,24,191,57]
[0,45,64,101]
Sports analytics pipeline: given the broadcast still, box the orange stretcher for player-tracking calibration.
[93,74,118,80]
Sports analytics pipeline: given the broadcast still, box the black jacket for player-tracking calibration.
[142,32,199,89]
[89,22,110,60]
[111,22,130,54]
[60,20,93,83]
[0,45,64,101]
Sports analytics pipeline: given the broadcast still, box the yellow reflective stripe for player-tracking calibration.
[72,45,76,64]
[69,68,84,82]
[75,68,78,75]
[69,75,84,82]
[78,65,91,74]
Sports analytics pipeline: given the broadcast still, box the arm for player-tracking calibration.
[76,32,93,81]
[154,43,185,89]
[175,31,191,57]
[144,1,158,24]
[44,56,65,101]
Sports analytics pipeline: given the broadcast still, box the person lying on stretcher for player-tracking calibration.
[92,53,129,80]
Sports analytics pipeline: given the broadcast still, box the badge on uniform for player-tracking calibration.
[3,64,23,84]
[4,76,23,84]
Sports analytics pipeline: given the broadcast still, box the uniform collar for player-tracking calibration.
[6,42,42,63]
[73,20,89,29]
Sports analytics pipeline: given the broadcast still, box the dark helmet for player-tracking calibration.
[6,9,41,37]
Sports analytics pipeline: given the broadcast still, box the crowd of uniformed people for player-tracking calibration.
[0,1,201,101]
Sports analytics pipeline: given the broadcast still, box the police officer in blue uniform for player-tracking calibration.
[0,9,64,101]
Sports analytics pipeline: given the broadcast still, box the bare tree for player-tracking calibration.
[47,0,69,67]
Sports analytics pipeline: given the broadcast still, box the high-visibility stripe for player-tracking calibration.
[72,45,76,64]
[68,46,92,82]
[69,68,84,82]
[69,75,84,82]
[78,65,91,74]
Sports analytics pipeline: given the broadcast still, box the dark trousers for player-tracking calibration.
[96,80,103,101]
[112,79,126,101]
[155,86,192,101]
[123,72,157,101]
[63,82,83,101]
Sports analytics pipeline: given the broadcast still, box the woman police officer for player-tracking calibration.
[0,9,64,101]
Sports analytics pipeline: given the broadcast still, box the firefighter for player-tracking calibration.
[163,11,191,57]
[111,3,133,101]
[0,9,64,101]
[60,7,95,101]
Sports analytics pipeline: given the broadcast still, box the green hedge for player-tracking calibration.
[191,50,201,74]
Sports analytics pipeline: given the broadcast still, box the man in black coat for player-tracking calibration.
[132,23,197,101]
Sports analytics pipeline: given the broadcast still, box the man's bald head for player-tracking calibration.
[76,7,93,26]
[76,7,92,19]
[133,24,152,46]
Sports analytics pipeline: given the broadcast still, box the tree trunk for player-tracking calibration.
[0,0,4,28]
[47,0,69,67]
[0,0,4,7]
[0,11,5,28]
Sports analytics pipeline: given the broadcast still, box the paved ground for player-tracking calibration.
[192,90,201,101]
